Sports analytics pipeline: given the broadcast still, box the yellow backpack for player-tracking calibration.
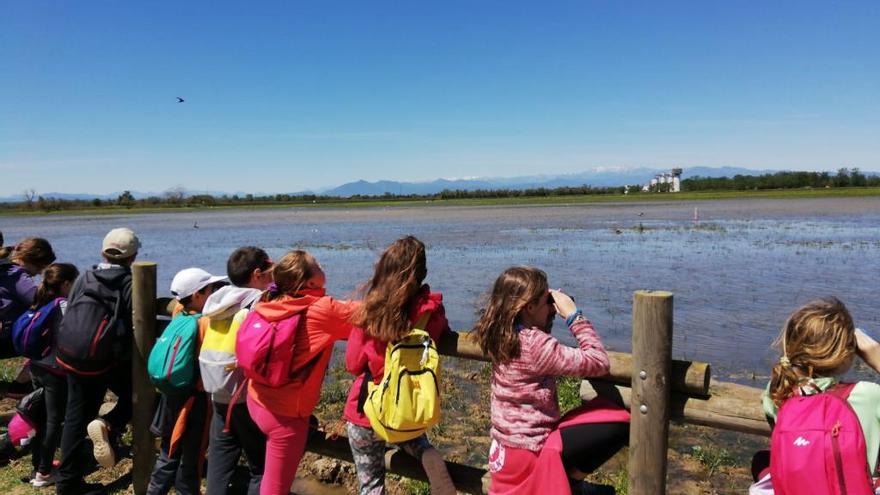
[364,312,441,443]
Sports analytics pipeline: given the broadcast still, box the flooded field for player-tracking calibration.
[3,197,880,379]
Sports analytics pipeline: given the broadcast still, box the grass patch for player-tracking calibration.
[557,375,583,414]
[4,187,880,218]
[689,444,737,477]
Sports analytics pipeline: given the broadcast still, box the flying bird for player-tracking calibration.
[176,97,185,103]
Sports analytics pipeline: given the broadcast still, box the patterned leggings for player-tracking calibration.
[347,422,432,495]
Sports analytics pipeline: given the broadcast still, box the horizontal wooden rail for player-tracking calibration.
[435,330,710,396]
[158,298,711,397]
[580,380,769,437]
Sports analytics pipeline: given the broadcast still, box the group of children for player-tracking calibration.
[3,226,880,495]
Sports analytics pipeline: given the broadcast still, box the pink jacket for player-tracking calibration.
[247,288,358,418]
[343,285,450,427]
[490,318,611,451]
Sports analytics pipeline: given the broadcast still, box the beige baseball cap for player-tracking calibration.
[102,228,140,261]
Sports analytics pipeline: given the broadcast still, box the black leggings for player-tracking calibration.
[30,365,68,474]
[559,421,630,474]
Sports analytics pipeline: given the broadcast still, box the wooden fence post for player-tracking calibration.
[628,290,673,495]
[132,262,158,495]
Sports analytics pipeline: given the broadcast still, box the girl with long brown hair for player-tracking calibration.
[473,266,629,495]
[24,263,79,486]
[343,236,455,495]
[245,250,358,494]
[1,237,56,357]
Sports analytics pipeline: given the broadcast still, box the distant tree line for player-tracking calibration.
[682,168,877,191]
[2,169,877,213]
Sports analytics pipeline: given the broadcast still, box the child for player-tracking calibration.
[473,267,629,495]
[1,237,56,358]
[147,267,226,495]
[26,262,79,487]
[245,250,357,495]
[756,298,880,492]
[201,247,272,495]
[56,227,138,495]
[344,236,456,495]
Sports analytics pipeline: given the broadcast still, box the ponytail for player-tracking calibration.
[769,297,855,407]
[32,263,79,308]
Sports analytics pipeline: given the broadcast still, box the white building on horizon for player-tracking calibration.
[643,168,683,192]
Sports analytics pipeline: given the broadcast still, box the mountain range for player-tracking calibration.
[0,166,839,202]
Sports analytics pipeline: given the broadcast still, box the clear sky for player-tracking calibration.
[2,1,878,196]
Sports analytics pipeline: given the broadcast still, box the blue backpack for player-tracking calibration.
[12,298,63,359]
[148,312,202,395]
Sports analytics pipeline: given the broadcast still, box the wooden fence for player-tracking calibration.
[130,262,767,495]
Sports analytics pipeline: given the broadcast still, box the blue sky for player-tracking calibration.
[2,1,878,196]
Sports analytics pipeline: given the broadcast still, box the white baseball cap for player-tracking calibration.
[170,268,228,300]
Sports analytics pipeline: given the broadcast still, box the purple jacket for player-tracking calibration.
[0,259,37,337]
[490,317,610,451]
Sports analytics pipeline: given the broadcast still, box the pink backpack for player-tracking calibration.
[770,383,875,495]
[235,310,302,387]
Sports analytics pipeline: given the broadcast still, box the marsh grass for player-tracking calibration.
[689,445,736,477]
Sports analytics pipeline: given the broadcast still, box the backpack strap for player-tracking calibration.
[224,378,249,433]
[826,382,858,401]
[825,382,879,478]
[413,311,432,332]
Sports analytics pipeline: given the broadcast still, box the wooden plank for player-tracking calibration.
[157,299,709,395]
[581,380,770,437]
[436,330,709,396]
[628,290,673,495]
[131,262,159,495]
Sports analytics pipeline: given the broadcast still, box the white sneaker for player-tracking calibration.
[87,418,116,469]
[30,471,55,487]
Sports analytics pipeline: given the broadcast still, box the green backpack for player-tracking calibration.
[148,312,201,395]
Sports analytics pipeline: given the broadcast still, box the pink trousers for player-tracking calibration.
[246,396,309,495]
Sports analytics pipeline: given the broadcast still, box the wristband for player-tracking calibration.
[566,309,583,327]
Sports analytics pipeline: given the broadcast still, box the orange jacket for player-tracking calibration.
[247,288,358,418]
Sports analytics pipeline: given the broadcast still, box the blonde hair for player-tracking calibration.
[769,297,856,407]
[473,266,548,365]
[353,236,427,342]
[272,250,319,297]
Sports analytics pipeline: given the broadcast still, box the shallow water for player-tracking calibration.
[3,197,879,379]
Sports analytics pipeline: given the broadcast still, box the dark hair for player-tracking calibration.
[33,263,79,308]
[0,246,11,259]
[352,236,427,342]
[12,238,56,271]
[227,246,272,287]
[179,280,227,308]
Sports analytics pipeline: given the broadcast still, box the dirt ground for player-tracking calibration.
[2,352,764,494]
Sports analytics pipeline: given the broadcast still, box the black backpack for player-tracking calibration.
[55,272,129,375]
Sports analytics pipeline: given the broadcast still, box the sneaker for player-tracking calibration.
[30,471,55,487]
[87,419,116,469]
